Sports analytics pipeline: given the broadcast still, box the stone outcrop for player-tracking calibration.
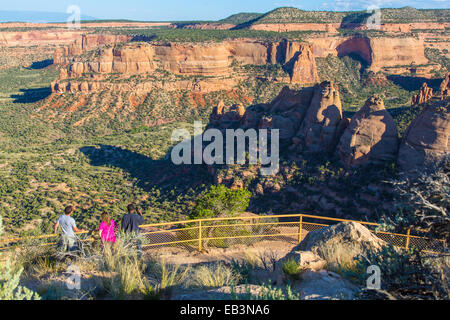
[336,96,399,167]
[297,221,387,268]
[0,30,84,47]
[53,34,132,64]
[438,73,450,98]
[51,39,320,93]
[412,83,433,106]
[293,270,360,300]
[308,35,429,73]
[68,44,156,77]
[289,44,320,85]
[397,99,450,174]
[297,81,344,154]
[207,84,448,175]
[51,76,240,94]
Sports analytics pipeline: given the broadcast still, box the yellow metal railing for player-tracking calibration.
[0,214,447,254]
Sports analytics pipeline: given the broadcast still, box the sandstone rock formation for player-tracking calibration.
[53,34,132,64]
[51,39,320,94]
[289,44,320,85]
[283,250,326,272]
[297,81,344,154]
[206,83,448,177]
[438,73,450,98]
[293,270,360,300]
[66,44,156,78]
[209,102,247,129]
[336,96,399,167]
[412,83,433,106]
[297,221,387,268]
[308,35,429,73]
[397,99,450,174]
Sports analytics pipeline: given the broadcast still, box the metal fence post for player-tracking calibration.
[405,228,411,250]
[298,215,303,244]
[198,220,203,252]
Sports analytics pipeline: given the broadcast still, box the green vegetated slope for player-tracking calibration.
[240,6,450,26]
[219,12,263,25]
[0,65,210,236]
[113,27,316,42]
[0,37,443,237]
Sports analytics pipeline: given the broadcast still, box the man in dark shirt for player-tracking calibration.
[121,204,144,233]
[121,204,145,255]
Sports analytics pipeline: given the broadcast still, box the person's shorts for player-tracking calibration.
[60,235,77,252]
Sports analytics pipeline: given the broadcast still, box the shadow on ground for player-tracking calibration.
[25,59,54,70]
[79,144,211,193]
[387,75,442,92]
[11,87,52,103]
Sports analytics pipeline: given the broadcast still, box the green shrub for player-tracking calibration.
[232,283,301,300]
[0,215,40,300]
[190,185,251,219]
[281,258,303,281]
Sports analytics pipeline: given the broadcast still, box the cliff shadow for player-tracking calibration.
[11,87,52,103]
[387,75,442,92]
[79,144,211,194]
[25,59,53,70]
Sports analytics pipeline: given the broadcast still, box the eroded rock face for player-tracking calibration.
[298,221,387,268]
[398,99,450,174]
[209,102,247,129]
[412,83,433,106]
[337,96,399,167]
[52,39,320,93]
[53,34,132,64]
[290,44,320,85]
[438,73,450,98]
[67,44,156,77]
[297,81,343,154]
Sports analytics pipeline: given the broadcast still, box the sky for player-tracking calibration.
[0,0,448,21]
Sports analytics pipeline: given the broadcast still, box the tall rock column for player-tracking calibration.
[398,99,450,175]
[412,83,433,106]
[289,44,320,85]
[336,96,399,167]
[297,81,343,154]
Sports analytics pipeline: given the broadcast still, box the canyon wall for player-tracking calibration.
[51,38,320,93]
[307,35,429,72]
[0,30,84,46]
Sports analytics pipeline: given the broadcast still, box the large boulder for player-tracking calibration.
[297,81,343,154]
[294,270,360,300]
[397,99,450,174]
[336,96,399,167]
[297,221,387,268]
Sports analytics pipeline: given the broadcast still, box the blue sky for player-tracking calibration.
[1,0,449,21]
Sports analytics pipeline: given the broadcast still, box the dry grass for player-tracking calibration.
[186,262,240,289]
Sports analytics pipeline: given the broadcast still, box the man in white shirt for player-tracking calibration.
[54,206,85,252]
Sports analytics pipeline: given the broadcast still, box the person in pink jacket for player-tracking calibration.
[98,212,117,245]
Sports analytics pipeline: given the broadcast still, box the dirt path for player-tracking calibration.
[143,239,300,266]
